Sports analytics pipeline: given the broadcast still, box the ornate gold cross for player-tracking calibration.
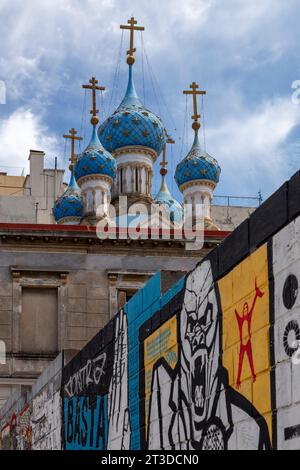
[63,128,82,169]
[120,17,145,65]
[82,77,105,126]
[160,135,175,176]
[183,82,206,131]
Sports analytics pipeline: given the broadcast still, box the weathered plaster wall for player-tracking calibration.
[1,171,300,450]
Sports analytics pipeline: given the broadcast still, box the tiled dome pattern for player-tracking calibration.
[98,65,166,156]
[53,171,83,223]
[175,131,221,188]
[74,126,116,182]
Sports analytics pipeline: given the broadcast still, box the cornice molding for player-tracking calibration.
[56,216,82,225]
[113,146,157,162]
[77,174,113,187]
[180,179,216,192]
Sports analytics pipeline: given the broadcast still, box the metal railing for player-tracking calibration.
[213,193,262,208]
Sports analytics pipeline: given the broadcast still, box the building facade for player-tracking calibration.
[0,17,257,409]
[0,223,228,407]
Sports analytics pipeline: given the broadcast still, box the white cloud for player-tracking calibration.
[0,0,117,106]
[207,95,300,197]
[0,0,291,100]
[0,108,59,174]
[0,0,299,200]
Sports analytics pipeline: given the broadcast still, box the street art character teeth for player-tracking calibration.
[181,262,219,426]
[147,261,222,449]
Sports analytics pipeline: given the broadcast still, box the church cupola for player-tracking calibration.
[98,17,166,208]
[53,128,84,225]
[74,77,116,223]
[175,82,221,228]
[154,136,183,226]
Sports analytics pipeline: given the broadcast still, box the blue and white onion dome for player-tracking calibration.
[74,125,116,186]
[53,171,84,224]
[175,130,221,190]
[98,65,167,159]
[154,175,183,225]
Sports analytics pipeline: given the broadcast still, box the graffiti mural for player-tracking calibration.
[140,257,271,450]
[59,232,288,450]
[60,246,275,450]
[62,327,114,450]
[0,406,32,450]
[3,175,300,450]
[17,405,32,450]
[32,389,61,450]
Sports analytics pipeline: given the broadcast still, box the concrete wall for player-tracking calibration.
[0,174,25,196]
[0,150,65,224]
[2,170,300,450]
[0,196,37,223]
[211,204,255,231]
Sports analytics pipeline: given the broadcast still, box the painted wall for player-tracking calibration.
[0,354,63,450]
[2,171,300,450]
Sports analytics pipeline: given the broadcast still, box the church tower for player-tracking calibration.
[98,17,166,213]
[74,78,116,224]
[175,82,221,229]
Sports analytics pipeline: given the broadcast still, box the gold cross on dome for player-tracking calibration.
[120,17,145,65]
[63,128,82,169]
[183,82,206,131]
[82,77,105,125]
[160,135,175,176]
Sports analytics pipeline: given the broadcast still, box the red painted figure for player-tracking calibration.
[235,279,264,389]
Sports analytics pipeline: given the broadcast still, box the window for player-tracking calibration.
[135,168,139,192]
[21,288,58,354]
[118,289,137,309]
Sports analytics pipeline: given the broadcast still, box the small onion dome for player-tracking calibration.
[74,126,116,185]
[154,177,183,224]
[53,171,83,224]
[98,65,166,156]
[175,131,221,189]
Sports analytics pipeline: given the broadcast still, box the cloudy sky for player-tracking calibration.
[0,0,300,205]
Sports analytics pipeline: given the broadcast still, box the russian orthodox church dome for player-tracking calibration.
[154,179,183,224]
[74,126,116,184]
[175,131,221,188]
[98,66,166,156]
[53,171,83,223]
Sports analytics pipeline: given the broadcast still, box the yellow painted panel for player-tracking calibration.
[218,244,272,439]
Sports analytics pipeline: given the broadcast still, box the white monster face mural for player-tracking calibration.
[180,262,220,426]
